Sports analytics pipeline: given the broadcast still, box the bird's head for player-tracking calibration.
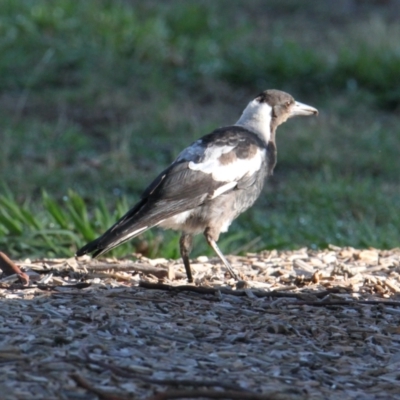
[236,89,318,142]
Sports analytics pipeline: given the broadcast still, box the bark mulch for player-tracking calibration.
[0,246,399,400]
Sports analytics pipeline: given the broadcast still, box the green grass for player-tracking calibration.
[0,187,182,259]
[0,0,399,259]
[1,173,399,259]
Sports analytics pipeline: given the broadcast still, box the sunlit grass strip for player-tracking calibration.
[0,188,126,258]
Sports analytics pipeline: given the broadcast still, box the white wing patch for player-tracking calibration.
[210,181,237,199]
[175,139,205,162]
[189,147,264,182]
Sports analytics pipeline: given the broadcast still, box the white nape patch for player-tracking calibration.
[210,181,237,199]
[187,144,235,175]
[235,99,272,142]
[189,148,264,182]
[175,139,205,162]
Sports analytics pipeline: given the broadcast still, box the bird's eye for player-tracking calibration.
[286,101,292,107]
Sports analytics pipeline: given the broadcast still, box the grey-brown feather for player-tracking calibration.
[76,126,269,257]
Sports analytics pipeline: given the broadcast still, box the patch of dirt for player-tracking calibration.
[1,246,400,399]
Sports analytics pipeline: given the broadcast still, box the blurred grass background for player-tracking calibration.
[0,0,399,259]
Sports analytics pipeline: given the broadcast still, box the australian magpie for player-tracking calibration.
[76,89,318,282]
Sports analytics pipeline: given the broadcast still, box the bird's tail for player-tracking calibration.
[76,184,195,259]
[76,197,160,258]
[76,224,151,258]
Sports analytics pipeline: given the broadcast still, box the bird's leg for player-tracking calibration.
[179,233,194,283]
[204,228,239,281]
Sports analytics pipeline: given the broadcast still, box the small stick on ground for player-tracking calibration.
[145,389,300,400]
[0,251,29,285]
[288,300,400,308]
[85,262,187,280]
[71,373,130,400]
[2,282,91,291]
[73,354,245,392]
[138,281,345,300]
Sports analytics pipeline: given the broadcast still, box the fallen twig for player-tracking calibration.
[139,282,400,308]
[0,251,29,285]
[1,282,92,291]
[38,282,91,290]
[73,354,245,392]
[145,389,299,400]
[138,281,343,300]
[87,262,187,279]
[287,300,400,308]
[71,373,130,400]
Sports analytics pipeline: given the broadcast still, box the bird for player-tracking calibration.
[76,89,318,282]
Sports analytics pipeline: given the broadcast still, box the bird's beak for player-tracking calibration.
[290,101,318,117]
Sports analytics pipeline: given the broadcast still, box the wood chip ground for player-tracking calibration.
[1,246,400,399]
